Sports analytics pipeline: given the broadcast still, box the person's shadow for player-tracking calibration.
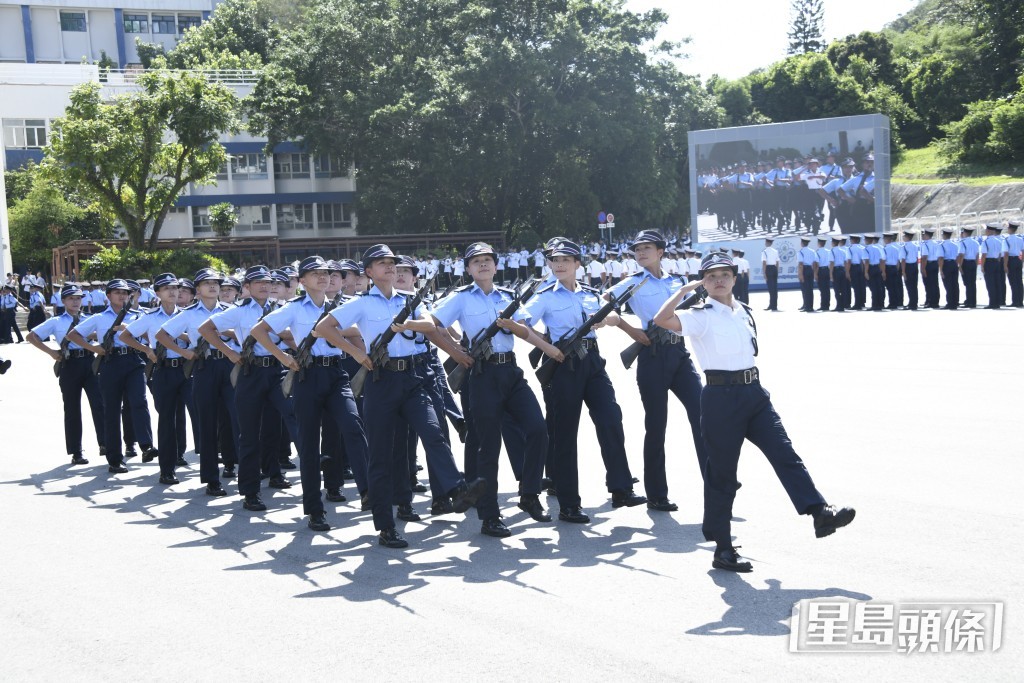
[687,570,872,636]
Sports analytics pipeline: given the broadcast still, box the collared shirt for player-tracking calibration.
[762,246,780,266]
[866,244,884,265]
[1006,234,1023,257]
[73,305,142,349]
[432,282,525,354]
[607,269,683,328]
[848,243,867,264]
[921,239,942,262]
[939,239,962,260]
[831,246,848,266]
[330,285,428,356]
[960,237,980,260]
[29,291,44,308]
[264,294,340,356]
[1,293,18,309]
[884,243,901,264]
[672,298,756,372]
[31,311,86,350]
[125,304,183,357]
[162,299,237,353]
[209,297,278,357]
[815,247,833,266]
[981,235,1007,258]
[736,257,750,274]
[798,247,817,266]
[522,280,603,341]
[901,241,919,264]
[90,290,107,307]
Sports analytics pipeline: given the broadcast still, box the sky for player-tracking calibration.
[624,0,921,80]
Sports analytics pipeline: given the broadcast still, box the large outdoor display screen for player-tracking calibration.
[689,114,891,245]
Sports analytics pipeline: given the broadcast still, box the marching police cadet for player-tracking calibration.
[814,236,832,311]
[733,249,750,302]
[847,235,867,309]
[137,278,156,309]
[901,230,920,310]
[830,236,850,312]
[219,276,241,304]
[248,256,370,532]
[89,281,107,315]
[761,237,780,311]
[920,228,942,308]
[1,284,26,343]
[177,279,196,307]
[315,244,487,549]
[119,273,184,485]
[1006,221,1023,307]
[27,283,105,465]
[864,234,885,311]
[27,283,46,329]
[938,227,962,310]
[652,252,855,573]
[65,279,157,473]
[606,230,705,511]
[958,227,980,308]
[521,239,646,523]
[50,283,65,317]
[797,237,816,312]
[882,232,904,310]
[431,243,562,537]
[980,223,1007,308]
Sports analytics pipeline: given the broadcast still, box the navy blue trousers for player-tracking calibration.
[700,382,826,548]
[192,356,238,485]
[904,263,919,310]
[291,361,368,515]
[800,266,814,311]
[234,363,297,496]
[635,342,705,500]
[924,261,941,307]
[465,362,546,519]
[816,268,831,310]
[832,268,849,311]
[58,355,105,456]
[850,264,866,308]
[98,353,152,466]
[961,261,977,307]
[942,261,960,308]
[462,398,525,483]
[885,265,903,307]
[150,363,187,477]
[868,265,884,310]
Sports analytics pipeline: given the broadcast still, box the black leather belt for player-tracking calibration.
[161,358,184,368]
[383,355,424,372]
[209,349,228,360]
[251,356,280,367]
[310,355,342,367]
[67,349,91,358]
[705,367,759,386]
[486,352,516,364]
[579,338,598,352]
[109,347,131,356]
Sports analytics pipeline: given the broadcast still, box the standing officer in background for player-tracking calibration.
[920,228,942,309]
[1005,221,1023,307]
[797,237,816,312]
[882,232,904,310]
[830,236,850,312]
[958,227,979,309]
[864,234,885,311]
[901,230,920,311]
[938,228,961,310]
[27,283,105,465]
[980,223,1007,308]
[652,252,855,573]
[847,235,867,310]
[761,237,780,311]
[1,283,26,343]
[814,236,832,311]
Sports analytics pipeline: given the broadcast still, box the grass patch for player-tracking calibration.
[892,146,1024,186]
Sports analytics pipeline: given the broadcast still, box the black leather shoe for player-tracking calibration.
[108,462,129,474]
[481,517,512,537]
[451,477,487,513]
[360,492,372,511]
[307,511,330,532]
[222,465,236,479]
[279,459,297,470]
[70,454,89,466]
[176,456,188,468]
[205,483,227,497]
[713,546,753,572]
[517,494,552,522]
[268,476,292,489]
[430,497,454,515]
[99,446,107,457]
[813,505,856,538]
[378,527,409,548]
[159,474,179,485]
[540,476,554,490]
[396,504,421,522]
[124,447,138,460]
[410,480,428,493]
[140,447,158,463]
[326,488,347,503]
[647,497,678,512]
[242,494,267,511]
[341,467,354,481]
[558,506,590,524]
[611,489,647,508]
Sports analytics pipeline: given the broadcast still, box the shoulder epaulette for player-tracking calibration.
[454,284,474,292]
[217,301,231,310]
[495,285,516,295]
[396,288,416,297]
[144,306,162,314]
[738,301,753,314]
[536,281,558,294]
[181,301,200,310]
[237,298,253,307]
[287,293,307,303]
[129,307,142,314]
[579,283,601,294]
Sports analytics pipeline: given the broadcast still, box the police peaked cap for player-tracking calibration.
[221,276,242,289]
[336,259,361,273]
[193,267,223,284]
[279,265,299,278]
[298,255,329,275]
[106,279,131,293]
[177,278,196,292]
[395,255,420,275]
[244,265,273,282]
[270,269,290,283]
[548,240,583,260]
[125,279,141,292]
[630,230,667,250]
[543,236,569,256]
[464,242,498,264]
[699,252,737,277]
[361,244,396,269]
[984,223,1001,231]
[153,272,178,290]
[60,284,85,299]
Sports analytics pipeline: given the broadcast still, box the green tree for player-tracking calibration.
[42,69,239,250]
[708,76,754,126]
[3,160,36,207]
[827,31,898,88]
[9,177,108,272]
[208,202,238,236]
[906,54,988,133]
[749,53,867,123]
[787,0,825,55]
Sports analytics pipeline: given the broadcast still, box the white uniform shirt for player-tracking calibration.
[736,257,750,274]
[673,299,757,371]
[586,260,605,279]
[762,246,780,266]
[622,257,639,276]
[575,265,585,281]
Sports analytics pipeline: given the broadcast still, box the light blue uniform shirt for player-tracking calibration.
[921,239,941,262]
[90,290,107,308]
[209,298,278,357]
[521,281,603,342]
[822,177,846,195]
[1,293,18,309]
[798,246,817,266]
[884,243,901,264]
[330,285,428,357]
[162,299,237,353]
[73,306,142,349]
[264,294,340,357]
[960,237,980,260]
[981,235,1006,258]
[901,241,919,264]
[849,243,866,265]
[1006,234,1023,257]
[431,283,524,354]
[29,291,45,308]
[831,246,848,266]
[126,305,183,358]
[866,244,883,265]
[815,247,833,266]
[606,269,681,329]
[30,311,85,350]
[840,173,865,196]
[940,239,962,260]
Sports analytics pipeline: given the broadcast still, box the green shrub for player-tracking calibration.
[81,244,229,281]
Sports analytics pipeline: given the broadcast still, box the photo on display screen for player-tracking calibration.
[688,114,891,245]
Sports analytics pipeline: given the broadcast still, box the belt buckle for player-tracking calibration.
[395,359,407,371]
[743,368,756,384]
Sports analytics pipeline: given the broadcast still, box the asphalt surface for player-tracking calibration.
[1,289,1019,680]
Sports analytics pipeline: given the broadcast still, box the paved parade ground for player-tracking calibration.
[1,289,1019,680]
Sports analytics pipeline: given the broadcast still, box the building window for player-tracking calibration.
[123,14,148,33]
[216,161,229,180]
[276,204,314,230]
[60,11,87,32]
[314,155,349,178]
[178,15,201,34]
[152,15,176,34]
[317,203,353,229]
[192,207,211,232]
[2,119,47,149]
[273,153,310,179]
[230,153,268,180]
[237,205,272,231]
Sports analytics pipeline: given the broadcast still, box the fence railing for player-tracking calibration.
[891,207,1023,234]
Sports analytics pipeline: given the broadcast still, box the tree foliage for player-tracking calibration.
[787,0,825,55]
[208,202,239,236]
[81,244,229,281]
[42,70,239,250]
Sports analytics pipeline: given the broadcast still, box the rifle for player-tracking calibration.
[52,315,82,378]
[92,305,130,375]
[144,342,166,381]
[350,275,435,398]
[183,337,209,379]
[620,286,706,370]
[534,278,647,387]
[230,302,274,387]
[281,295,343,397]
[445,278,538,393]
